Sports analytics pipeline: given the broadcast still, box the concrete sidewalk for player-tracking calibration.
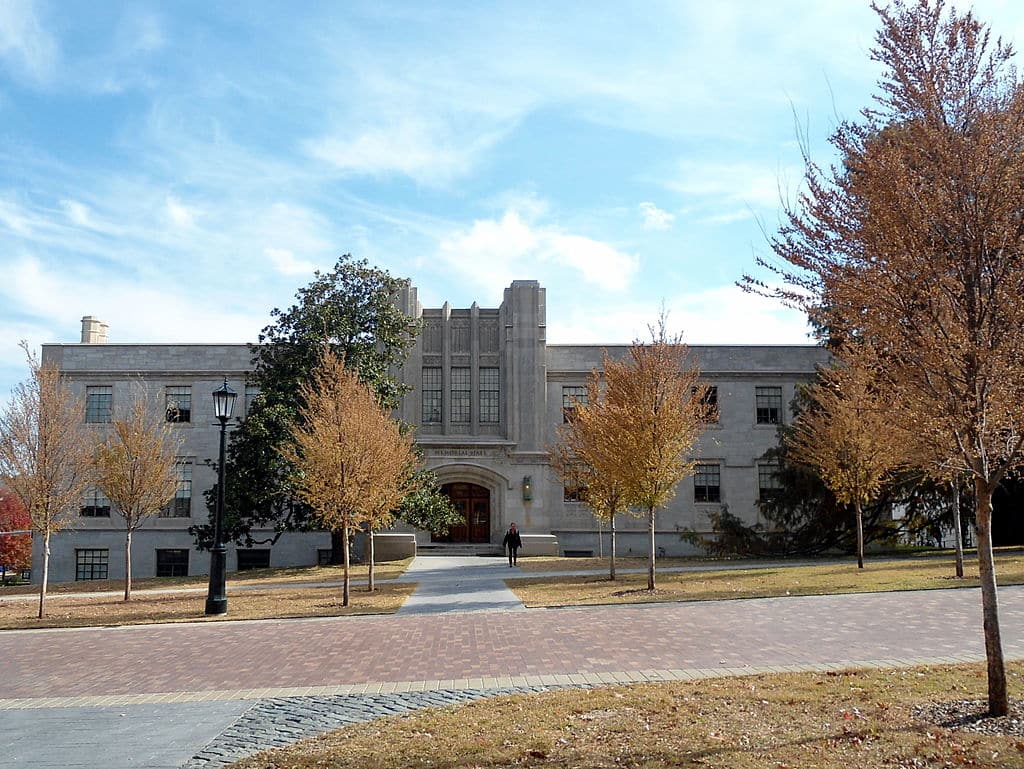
[396,555,526,614]
[4,558,1024,768]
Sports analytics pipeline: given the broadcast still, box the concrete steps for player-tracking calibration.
[416,543,504,557]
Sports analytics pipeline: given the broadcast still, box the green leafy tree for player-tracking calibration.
[192,255,419,559]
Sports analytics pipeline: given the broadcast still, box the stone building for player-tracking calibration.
[36,281,828,583]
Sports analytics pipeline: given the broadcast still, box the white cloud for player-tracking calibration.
[0,0,58,85]
[61,200,93,228]
[438,209,638,292]
[639,201,675,231]
[304,119,507,186]
[550,284,811,347]
[265,247,316,276]
[165,196,196,227]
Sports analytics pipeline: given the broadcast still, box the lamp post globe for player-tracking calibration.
[205,377,236,616]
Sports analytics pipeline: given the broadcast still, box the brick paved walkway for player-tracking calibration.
[4,558,1024,768]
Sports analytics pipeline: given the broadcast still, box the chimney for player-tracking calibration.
[80,316,109,344]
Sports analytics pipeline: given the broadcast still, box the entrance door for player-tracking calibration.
[435,483,491,543]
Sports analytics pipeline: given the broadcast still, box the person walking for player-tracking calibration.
[502,522,523,567]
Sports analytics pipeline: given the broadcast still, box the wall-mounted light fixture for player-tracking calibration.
[522,475,533,502]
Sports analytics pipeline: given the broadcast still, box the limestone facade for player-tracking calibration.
[35,280,829,583]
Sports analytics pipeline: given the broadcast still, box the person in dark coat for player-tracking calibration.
[502,522,523,567]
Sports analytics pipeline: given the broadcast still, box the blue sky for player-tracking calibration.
[2,1,1023,399]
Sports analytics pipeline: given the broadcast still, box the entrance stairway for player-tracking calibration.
[416,542,504,557]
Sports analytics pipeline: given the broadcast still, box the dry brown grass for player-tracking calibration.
[516,555,713,574]
[0,558,415,629]
[509,553,1024,607]
[231,662,1024,769]
[0,558,413,596]
[0,581,416,629]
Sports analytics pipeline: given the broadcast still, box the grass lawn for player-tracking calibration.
[230,661,1024,769]
[0,559,415,630]
[508,552,1024,607]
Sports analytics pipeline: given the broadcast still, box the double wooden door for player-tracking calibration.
[435,482,491,543]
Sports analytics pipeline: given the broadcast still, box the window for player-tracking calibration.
[317,548,333,566]
[562,386,588,423]
[75,549,109,581]
[165,386,191,423]
[451,367,471,423]
[237,549,271,571]
[698,385,719,423]
[422,367,442,423]
[694,463,721,503]
[758,463,783,502]
[244,384,260,416]
[161,460,192,517]
[80,487,111,517]
[755,386,783,425]
[85,386,112,423]
[563,464,587,503]
[155,549,189,577]
[479,367,500,423]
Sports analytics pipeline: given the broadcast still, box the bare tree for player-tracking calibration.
[586,318,710,590]
[786,362,903,569]
[93,387,181,600]
[0,345,93,618]
[745,0,1024,715]
[282,349,417,606]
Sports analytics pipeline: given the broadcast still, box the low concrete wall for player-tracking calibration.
[367,533,417,561]
[520,533,559,556]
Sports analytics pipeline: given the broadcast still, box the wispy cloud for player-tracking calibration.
[0,0,58,85]
[639,201,675,231]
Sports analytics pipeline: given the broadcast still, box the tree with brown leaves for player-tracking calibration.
[786,363,903,569]
[552,375,630,581]
[283,349,417,606]
[0,345,93,618]
[744,0,1024,715]
[93,388,182,601]
[586,320,709,591]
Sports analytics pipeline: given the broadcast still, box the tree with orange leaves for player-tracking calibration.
[282,348,417,606]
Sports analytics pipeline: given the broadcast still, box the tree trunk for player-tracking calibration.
[951,481,964,579]
[330,529,345,565]
[342,524,350,607]
[597,518,603,559]
[367,527,375,592]
[855,500,864,569]
[38,530,50,619]
[609,514,617,582]
[647,507,656,591]
[124,529,132,601]
[974,476,1008,716]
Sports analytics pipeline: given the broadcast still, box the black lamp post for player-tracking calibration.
[205,377,237,616]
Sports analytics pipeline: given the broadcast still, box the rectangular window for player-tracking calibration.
[85,386,112,423]
[562,385,588,423]
[155,549,189,577]
[758,463,783,501]
[161,460,192,517]
[694,463,721,503]
[422,367,442,423]
[244,384,260,416]
[755,386,783,425]
[699,385,719,423]
[165,386,191,423]
[80,487,111,517]
[236,549,271,571]
[479,367,500,423]
[563,463,587,503]
[450,367,471,423]
[317,548,332,566]
[75,549,109,581]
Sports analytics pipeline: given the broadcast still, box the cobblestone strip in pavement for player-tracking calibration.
[182,687,569,768]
